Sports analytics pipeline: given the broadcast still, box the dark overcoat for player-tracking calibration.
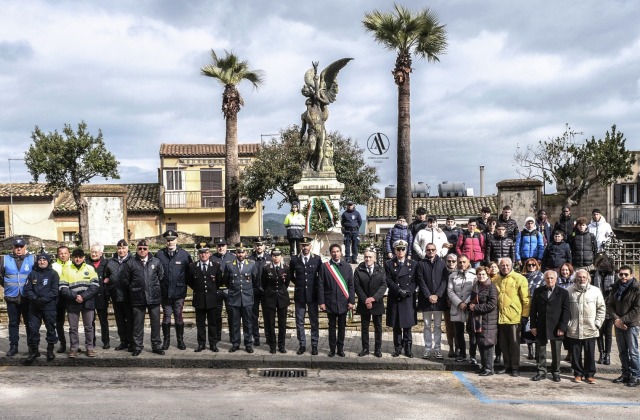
[187,260,221,309]
[318,260,355,315]
[89,256,110,310]
[415,256,448,312]
[354,263,386,316]
[529,284,571,342]
[469,281,499,346]
[385,258,416,328]
[261,262,291,309]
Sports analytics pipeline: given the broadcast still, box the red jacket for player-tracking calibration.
[456,230,485,263]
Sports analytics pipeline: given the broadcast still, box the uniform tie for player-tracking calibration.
[303,256,308,266]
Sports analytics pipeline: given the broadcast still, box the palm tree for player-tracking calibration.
[201,50,265,244]
[363,4,447,221]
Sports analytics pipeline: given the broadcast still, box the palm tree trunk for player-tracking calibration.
[225,113,241,245]
[397,70,412,221]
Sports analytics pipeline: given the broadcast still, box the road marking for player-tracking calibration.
[453,372,640,406]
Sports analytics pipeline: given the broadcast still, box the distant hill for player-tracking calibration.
[264,212,287,236]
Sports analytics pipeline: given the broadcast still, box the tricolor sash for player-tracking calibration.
[325,262,349,299]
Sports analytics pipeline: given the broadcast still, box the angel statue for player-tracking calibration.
[299,58,352,173]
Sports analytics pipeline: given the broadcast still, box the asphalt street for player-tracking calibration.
[0,367,639,419]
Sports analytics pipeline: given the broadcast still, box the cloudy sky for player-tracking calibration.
[1,0,639,210]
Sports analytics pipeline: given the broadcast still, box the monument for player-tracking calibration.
[293,58,352,252]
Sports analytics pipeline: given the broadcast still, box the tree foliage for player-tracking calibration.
[24,121,120,246]
[240,126,380,209]
[514,124,636,205]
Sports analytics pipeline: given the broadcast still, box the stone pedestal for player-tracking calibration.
[294,170,345,258]
[79,184,128,247]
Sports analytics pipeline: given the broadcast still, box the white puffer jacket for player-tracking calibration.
[447,269,477,322]
[566,283,606,340]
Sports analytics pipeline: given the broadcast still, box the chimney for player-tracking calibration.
[479,166,485,196]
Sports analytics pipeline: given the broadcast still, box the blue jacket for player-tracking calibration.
[156,247,193,300]
[541,241,572,271]
[24,263,59,312]
[341,209,362,231]
[515,229,545,262]
[385,223,413,255]
[2,254,34,298]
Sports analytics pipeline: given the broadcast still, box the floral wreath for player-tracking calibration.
[302,197,339,233]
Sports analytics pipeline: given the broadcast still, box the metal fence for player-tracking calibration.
[602,237,640,268]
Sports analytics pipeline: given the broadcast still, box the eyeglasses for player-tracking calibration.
[619,272,631,277]
[395,247,406,251]
[446,260,457,264]
[137,247,148,251]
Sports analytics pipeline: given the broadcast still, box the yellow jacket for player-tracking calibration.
[495,270,530,324]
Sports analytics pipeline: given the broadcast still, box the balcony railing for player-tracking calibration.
[617,207,640,226]
[162,191,224,209]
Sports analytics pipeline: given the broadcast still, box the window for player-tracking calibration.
[166,223,177,232]
[165,169,184,191]
[621,184,637,204]
[63,231,77,242]
[210,222,224,238]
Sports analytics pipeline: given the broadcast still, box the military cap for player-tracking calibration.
[137,239,149,247]
[253,237,264,246]
[196,242,210,253]
[235,242,248,252]
[163,230,178,240]
[214,238,227,246]
[13,238,26,247]
[300,236,313,245]
[271,247,283,256]
[116,239,128,247]
[393,240,408,249]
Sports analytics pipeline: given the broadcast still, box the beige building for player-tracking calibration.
[158,143,262,239]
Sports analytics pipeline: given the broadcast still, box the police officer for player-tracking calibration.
[211,238,234,344]
[341,200,362,264]
[249,237,271,346]
[224,243,257,353]
[289,236,321,355]
[23,251,59,364]
[261,248,290,354]
[187,242,222,352]
[156,229,193,351]
[0,238,35,357]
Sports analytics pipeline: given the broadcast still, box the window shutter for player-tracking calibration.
[613,184,622,205]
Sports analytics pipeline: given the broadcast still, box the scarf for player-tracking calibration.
[615,278,635,302]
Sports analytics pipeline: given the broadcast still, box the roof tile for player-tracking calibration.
[367,196,498,218]
[159,143,259,157]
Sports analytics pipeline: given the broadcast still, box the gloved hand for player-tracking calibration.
[398,289,408,300]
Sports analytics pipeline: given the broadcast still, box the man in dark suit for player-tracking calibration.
[354,248,387,357]
[318,244,355,357]
[211,238,235,344]
[249,237,271,346]
[385,239,417,358]
[289,236,321,355]
[530,270,571,382]
[187,242,222,352]
[261,248,290,354]
[223,243,257,353]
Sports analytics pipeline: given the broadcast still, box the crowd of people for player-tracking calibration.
[1,204,639,388]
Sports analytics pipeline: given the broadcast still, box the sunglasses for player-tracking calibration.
[395,247,406,251]
[446,260,457,263]
[526,263,537,267]
[137,247,148,251]
[619,272,631,277]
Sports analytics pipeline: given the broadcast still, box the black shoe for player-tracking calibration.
[479,370,494,377]
[127,345,136,353]
[404,346,413,358]
[152,348,165,355]
[103,343,110,350]
[131,350,141,356]
[23,346,40,365]
[56,343,66,354]
[311,346,318,356]
[604,353,611,365]
[245,346,254,353]
[392,347,402,357]
[597,352,604,364]
[296,346,306,355]
[531,373,546,381]
[210,344,219,352]
[494,355,501,364]
[194,344,206,352]
[278,347,287,354]
[510,370,520,377]
[115,342,128,351]
[613,375,630,384]
[627,378,640,387]
[253,339,261,347]
[374,350,382,358]
[228,346,239,353]
[269,348,276,354]
[6,345,18,357]
[552,374,561,382]
[337,350,345,357]
[358,348,369,357]
[328,350,336,357]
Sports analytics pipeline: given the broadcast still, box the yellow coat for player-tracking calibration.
[495,270,530,324]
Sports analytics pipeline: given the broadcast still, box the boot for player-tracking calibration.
[162,323,171,350]
[6,345,18,357]
[175,324,186,350]
[47,343,55,362]
[392,346,402,357]
[23,346,40,365]
[527,343,534,360]
[597,352,604,364]
[604,353,611,365]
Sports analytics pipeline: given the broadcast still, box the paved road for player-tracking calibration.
[0,367,639,419]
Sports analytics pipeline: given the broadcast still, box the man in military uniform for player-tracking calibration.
[319,244,355,357]
[249,237,271,346]
[261,248,290,353]
[0,238,35,356]
[187,242,222,352]
[224,243,257,353]
[52,245,71,353]
[385,239,417,358]
[289,236,321,355]
[156,229,193,351]
[211,238,234,344]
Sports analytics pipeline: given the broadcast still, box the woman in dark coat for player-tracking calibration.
[593,255,615,365]
[354,250,387,358]
[468,266,498,376]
